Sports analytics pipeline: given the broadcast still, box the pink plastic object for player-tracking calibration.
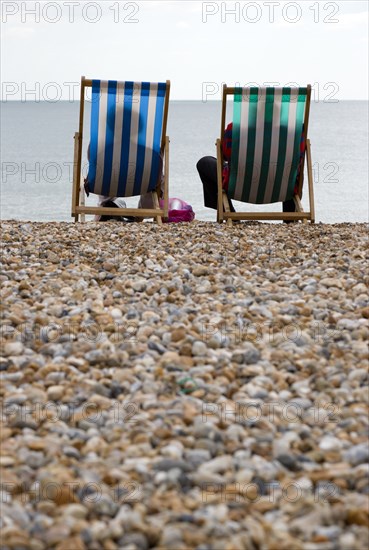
[160,198,195,223]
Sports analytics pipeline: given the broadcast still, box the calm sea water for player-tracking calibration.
[1,100,368,223]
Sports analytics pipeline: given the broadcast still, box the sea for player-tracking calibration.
[1,100,368,223]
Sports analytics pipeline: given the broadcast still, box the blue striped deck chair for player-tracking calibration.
[72,76,170,224]
[217,85,315,225]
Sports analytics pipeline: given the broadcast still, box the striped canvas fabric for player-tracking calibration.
[228,87,307,204]
[87,80,167,197]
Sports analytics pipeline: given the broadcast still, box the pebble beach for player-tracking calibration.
[1,220,368,550]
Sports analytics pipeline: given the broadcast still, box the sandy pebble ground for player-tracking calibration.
[0,220,368,550]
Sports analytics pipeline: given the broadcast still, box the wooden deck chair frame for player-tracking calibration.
[216,84,315,226]
[71,76,170,224]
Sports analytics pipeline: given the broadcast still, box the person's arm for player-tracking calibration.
[294,126,306,196]
[222,122,233,191]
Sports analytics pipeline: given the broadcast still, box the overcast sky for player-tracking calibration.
[1,0,368,100]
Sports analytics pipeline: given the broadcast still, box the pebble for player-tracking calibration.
[4,342,24,356]
[46,385,64,401]
[161,526,183,547]
[319,436,343,452]
[44,525,71,545]
[192,341,208,356]
[93,495,118,517]
[110,307,123,319]
[199,455,233,475]
[119,533,149,550]
[62,504,89,519]
[275,453,300,471]
[0,456,16,467]
[153,459,191,473]
[185,449,212,467]
[63,446,81,459]
[232,345,260,364]
[344,443,369,466]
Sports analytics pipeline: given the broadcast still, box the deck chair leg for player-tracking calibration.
[163,136,170,221]
[79,182,85,223]
[306,139,315,223]
[223,192,233,227]
[152,191,163,225]
[72,132,80,223]
[293,195,303,212]
[293,195,307,224]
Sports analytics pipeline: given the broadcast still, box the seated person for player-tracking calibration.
[86,144,163,221]
[197,123,305,216]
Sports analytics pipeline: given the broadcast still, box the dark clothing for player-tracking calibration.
[199,121,305,216]
[197,156,297,215]
[197,156,235,212]
[283,198,297,213]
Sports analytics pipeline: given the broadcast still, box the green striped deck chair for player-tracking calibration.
[72,76,170,223]
[217,85,315,225]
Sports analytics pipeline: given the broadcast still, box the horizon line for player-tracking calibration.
[1,98,368,103]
